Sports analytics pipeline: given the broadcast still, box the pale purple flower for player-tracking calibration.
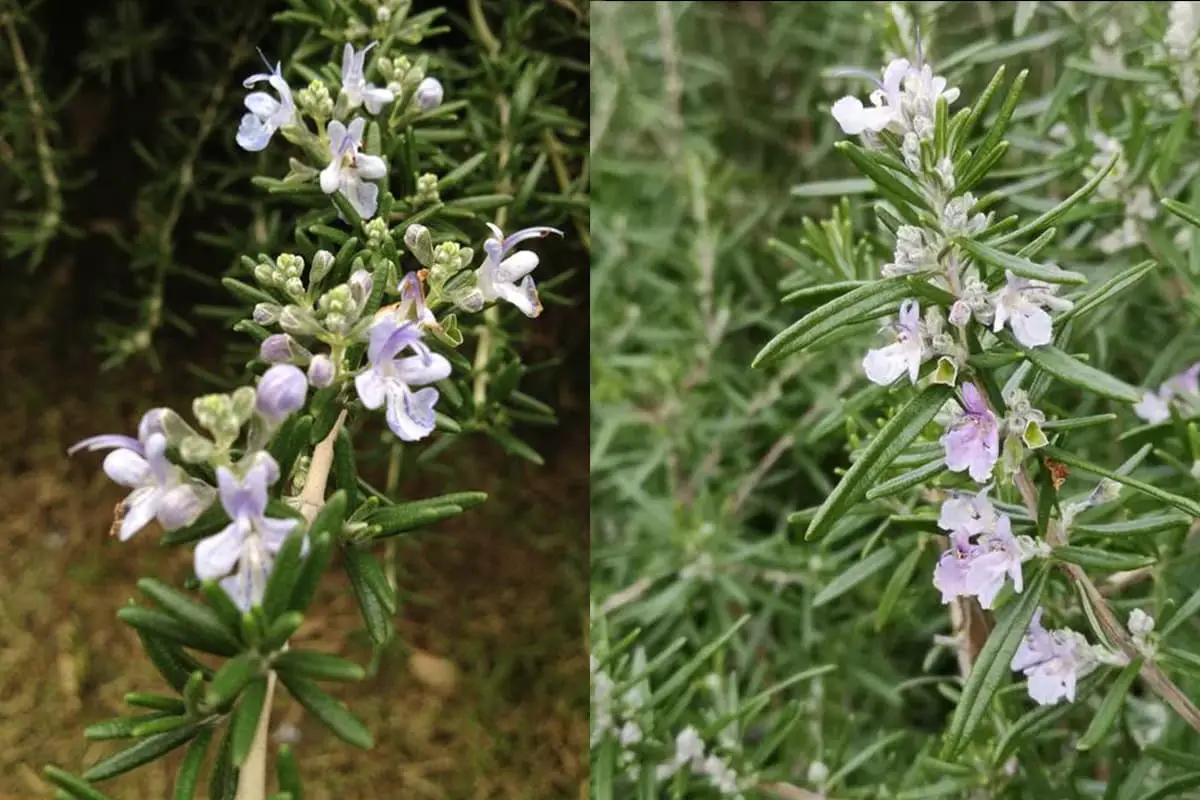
[461,223,563,318]
[320,118,387,220]
[966,515,1024,609]
[831,58,909,135]
[307,354,334,388]
[1133,389,1171,424]
[937,487,997,538]
[340,42,394,114]
[261,334,293,364]
[355,317,451,441]
[992,271,1063,348]
[1011,608,1093,706]
[862,299,927,386]
[195,453,301,610]
[237,59,295,152]
[942,383,1000,483]
[396,272,437,328]
[256,364,308,422]
[69,410,214,540]
[415,77,444,111]
[933,531,980,603]
[1163,362,1200,397]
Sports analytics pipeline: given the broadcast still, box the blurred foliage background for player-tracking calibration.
[592,2,1200,798]
[0,0,587,797]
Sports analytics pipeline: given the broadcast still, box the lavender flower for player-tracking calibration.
[195,453,301,610]
[255,364,308,423]
[236,60,295,152]
[415,77,444,111]
[1133,363,1200,423]
[1011,608,1097,706]
[355,317,451,441]
[933,531,979,604]
[71,427,215,540]
[991,271,1069,349]
[307,354,334,388]
[941,383,1000,483]
[862,299,927,386]
[320,118,387,220]
[966,515,1024,609]
[340,42,394,114]
[460,223,563,318]
[396,271,437,328]
[261,334,293,364]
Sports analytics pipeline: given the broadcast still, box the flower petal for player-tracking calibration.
[103,449,151,488]
[195,522,247,580]
[355,367,388,409]
[156,482,215,530]
[120,487,160,541]
[68,434,142,456]
[385,385,439,441]
[393,352,452,386]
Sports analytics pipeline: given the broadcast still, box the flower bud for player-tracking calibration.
[415,173,439,204]
[260,334,293,363]
[277,253,305,279]
[279,305,322,338]
[253,303,282,325]
[284,276,306,301]
[253,263,275,286]
[179,435,214,463]
[365,217,390,246]
[231,386,258,425]
[415,77,444,111]
[256,364,308,423]
[948,300,971,327]
[311,249,335,284]
[348,269,374,309]
[307,354,335,388]
[404,223,435,266]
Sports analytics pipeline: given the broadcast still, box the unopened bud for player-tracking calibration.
[307,354,335,388]
[311,249,335,284]
[415,77,443,111]
[404,223,435,266]
[253,303,281,325]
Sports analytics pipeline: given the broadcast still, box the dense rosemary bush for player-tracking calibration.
[23,0,586,797]
[592,3,1200,798]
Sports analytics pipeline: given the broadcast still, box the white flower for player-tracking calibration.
[863,298,927,385]
[883,225,938,277]
[1011,609,1098,706]
[1129,608,1156,640]
[460,223,563,317]
[340,43,395,114]
[831,58,909,135]
[237,61,296,152]
[320,118,387,219]
[937,487,998,538]
[992,271,1069,348]
[99,434,215,540]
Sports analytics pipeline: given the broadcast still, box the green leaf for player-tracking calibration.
[289,532,334,614]
[276,744,303,800]
[1133,773,1200,800]
[137,631,210,691]
[208,721,238,800]
[124,693,186,713]
[1076,659,1141,750]
[995,152,1120,245]
[649,616,749,705]
[1145,745,1200,771]
[1043,446,1200,517]
[991,671,1105,765]
[274,650,367,682]
[343,546,394,645]
[262,530,307,620]
[781,280,872,306]
[876,542,926,630]
[1162,583,1200,637]
[1039,413,1117,431]
[1163,198,1200,229]
[85,713,172,740]
[952,65,1006,155]
[956,68,1028,176]
[834,142,928,217]
[790,178,874,198]
[119,607,239,657]
[230,677,267,767]
[1023,347,1142,403]
[262,612,305,652]
[1052,546,1157,572]
[362,497,478,538]
[82,722,205,782]
[942,565,1049,758]
[865,459,947,501]
[333,428,359,509]
[957,238,1086,285]
[42,766,115,800]
[813,546,896,608]
[755,278,913,367]
[130,715,195,737]
[221,277,277,306]
[1065,56,1160,82]
[309,489,347,540]
[137,580,243,655]
[806,384,952,540]
[1061,261,1157,322]
[278,672,374,749]
[1073,515,1188,537]
[205,653,262,709]
[173,728,213,800]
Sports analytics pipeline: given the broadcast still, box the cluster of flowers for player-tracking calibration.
[1133,361,1200,425]
[829,56,1148,706]
[67,39,563,612]
[656,726,743,798]
[69,367,311,611]
[236,42,444,220]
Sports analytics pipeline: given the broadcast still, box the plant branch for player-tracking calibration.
[235,409,348,800]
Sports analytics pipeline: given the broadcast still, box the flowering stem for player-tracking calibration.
[1007,415,1200,732]
[235,409,348,800]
